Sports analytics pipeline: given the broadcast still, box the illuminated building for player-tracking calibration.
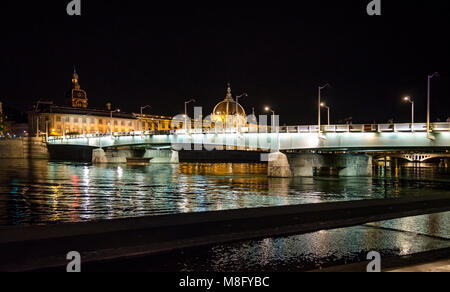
[211,84,247,129]
[28,69,174,137]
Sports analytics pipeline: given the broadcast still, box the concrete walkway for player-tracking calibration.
[387,259,450,272]
[315,248,450,272]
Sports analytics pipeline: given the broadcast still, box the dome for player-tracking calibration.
[212,84,246,117]
[213,100,246,116]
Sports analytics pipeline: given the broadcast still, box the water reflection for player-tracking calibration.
[0,159,450,226]
[104,212,450,272]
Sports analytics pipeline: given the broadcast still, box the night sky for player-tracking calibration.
[0,0,449,125]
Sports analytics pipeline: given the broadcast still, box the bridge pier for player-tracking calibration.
[267,152,292,178]
[92,148,131,164]
[92,148,179,164]
[144,149,179,164]
[268,152,373,178]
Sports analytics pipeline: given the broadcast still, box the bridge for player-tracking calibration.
[47,122,450,178]
[48,122,450,150]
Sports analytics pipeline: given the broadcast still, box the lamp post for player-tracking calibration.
[403,96,414,131]
[427,72,439,140]
[184,99,196,133]
[236,93,248,131]
[140,105,151,132]
[318,84,330,134]
[110,109,120,136]
[265,106,280,151]
[265,106,275,128]
[320,102,331,126]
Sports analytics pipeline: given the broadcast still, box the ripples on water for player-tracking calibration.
[140,213,450,272]
[1,159,450,271]
[0,159,450,226]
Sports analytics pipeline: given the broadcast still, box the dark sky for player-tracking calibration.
[0,0,449,125]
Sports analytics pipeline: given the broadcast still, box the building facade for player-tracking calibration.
[28,70,174,137]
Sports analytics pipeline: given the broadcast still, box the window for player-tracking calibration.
[82,118,87,124]
[99,119,103,125]
[121,121,125,126]
[56,116,61,122]
[74,118,79,123]
[65,117,70,122]
[114,121,118,126]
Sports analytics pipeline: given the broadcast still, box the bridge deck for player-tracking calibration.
[46,122,450,151]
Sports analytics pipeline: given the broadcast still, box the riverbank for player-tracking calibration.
[314,247,450,272]
[0,137,48,159]
[1,195,449,272]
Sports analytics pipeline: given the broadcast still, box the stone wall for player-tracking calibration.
[268,152,373,177]
[0,138,49,159]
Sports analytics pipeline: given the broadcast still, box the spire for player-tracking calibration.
[72,66,80,89]
[70,66,88,108]
[225,82,234,101]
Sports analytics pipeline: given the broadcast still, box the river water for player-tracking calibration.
[0,159,449,271]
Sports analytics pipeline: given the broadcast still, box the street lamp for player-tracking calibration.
[140,105,151,132]
[320,102,331,126]
[236,93,248,131]
[236,93,248,115]
[184,99,196,132]
[318,83,331,134]
[265,106,276,130]
[427,72,439,140]
[403,96,414,131]
[110,109,120,136]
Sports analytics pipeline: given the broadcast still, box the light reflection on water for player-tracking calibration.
[0,159,450,226]
[168,214,450,272]
[1,159,450,271]
[89,213,450,272]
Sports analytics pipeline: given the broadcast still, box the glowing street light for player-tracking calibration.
[320,102,331,126]
[236,93,248,132]
[184,99,196,132]
[318,83,331,134]
[110,109,120,136]
[265,106,276,129]
[403,96,414,131]
[427,72,439,140]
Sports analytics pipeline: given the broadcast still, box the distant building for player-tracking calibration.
[28,69,174,137]
[211,84,247,129]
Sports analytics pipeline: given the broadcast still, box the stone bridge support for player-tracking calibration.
[92,148,179,164]
[144,149,179,164]
[268,152,373,178]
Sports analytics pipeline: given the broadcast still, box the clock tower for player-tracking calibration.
[71,68,88,108]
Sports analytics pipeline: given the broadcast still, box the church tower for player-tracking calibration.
[71,67,88,108]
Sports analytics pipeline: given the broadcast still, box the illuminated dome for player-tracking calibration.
[213,85,246,117]
[211,84,247,128]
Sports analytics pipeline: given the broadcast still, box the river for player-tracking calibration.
[0,159,449,271]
